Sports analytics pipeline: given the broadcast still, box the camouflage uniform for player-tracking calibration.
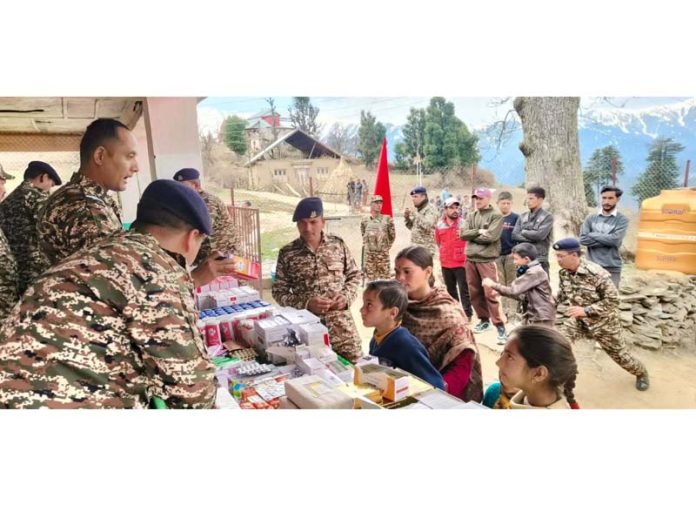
[0,229,216,409]
[38,172,122,266]
[557,258,647,377]
[0,181,52,294]
[272,233,363,363]
[0,229,19,322]
[361,213,395,281]
[405,201,438,255]
[195,189,239,265]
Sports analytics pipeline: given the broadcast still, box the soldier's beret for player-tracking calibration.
[292,197,323,222]
[553,237,581,252]
[173,168,201,182]
[410,186,427,195]
[24,161,62,185]
[137,179,212,235]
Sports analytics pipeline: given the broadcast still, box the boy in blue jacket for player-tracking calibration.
[360,279,445,390]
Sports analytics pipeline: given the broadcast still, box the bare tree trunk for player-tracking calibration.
[513,97,587,237]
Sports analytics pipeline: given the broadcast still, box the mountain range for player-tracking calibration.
[377,99,696,208]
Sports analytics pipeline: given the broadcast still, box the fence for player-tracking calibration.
[227,205,263,292]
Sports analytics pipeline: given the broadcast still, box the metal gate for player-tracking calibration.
[227,205,262,292]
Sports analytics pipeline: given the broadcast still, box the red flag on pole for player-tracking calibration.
[373,137,393,216]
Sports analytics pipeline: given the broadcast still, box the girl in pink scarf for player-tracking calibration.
[395,246,483,402]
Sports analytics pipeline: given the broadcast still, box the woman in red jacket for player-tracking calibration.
[395,245,483,402]
[434,197,473,318]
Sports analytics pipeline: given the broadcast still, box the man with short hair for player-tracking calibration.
[361,194,395,282]
[512,186,554,275]
[579,185,629,287]
[0,180,217,408]
[0,161,63,295]
[404,185,438,256]
[458,187,507,343]
[554,237,649,391]
[435,196,472,318]
[173,168,239,266]
[272,197,363,363]
[38,118,138,266]
[495,191,520,323]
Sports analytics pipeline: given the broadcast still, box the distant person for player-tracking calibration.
[484,243,555,327]
[0,161,63,295]
[496,325,580,409]
[361,279,445,390]
[440,187,451,204]
[512,186,554,275]
[458,188,507,343]
[554,238,649,391]
[495,191,520,323]
[354,179,363,210]
[403,186,438,256]
[579,185,629,288]
[361,179,369,206]
[346,178,355,210]
[434,195,443,212]
[361,195,396,282]
[434,197,473,318]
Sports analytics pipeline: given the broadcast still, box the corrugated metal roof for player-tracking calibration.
[244,128,343,166]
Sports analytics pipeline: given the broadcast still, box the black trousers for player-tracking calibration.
[442,266,473,317]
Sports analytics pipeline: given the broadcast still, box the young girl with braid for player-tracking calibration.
[496,324,580,409]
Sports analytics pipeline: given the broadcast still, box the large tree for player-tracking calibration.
[323,122,358,156]
[394,107,426,169]
[632,137,684,204]
[513,97,586,236]
[289,97,321,136]
[221,115,247,156]
[357,110,386,169]
[423,97,479,173]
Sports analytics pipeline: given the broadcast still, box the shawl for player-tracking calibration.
[402,286,483,401]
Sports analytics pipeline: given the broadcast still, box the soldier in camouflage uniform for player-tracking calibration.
[404,185,438,256]
[0,228,18,322]
[0,163,15,202]
[0,180,216,409]
[38,118,137,266]
[360,194,395,282]
[0,161,62,295]
[554,237,649,391]
[272,197,363,363]
[173,168,239,265]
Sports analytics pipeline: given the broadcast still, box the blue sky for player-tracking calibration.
[198,96,691,136]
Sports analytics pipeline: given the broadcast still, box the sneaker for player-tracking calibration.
[496,326,508,345]
[635,373,650,391]
[473,321,491,334]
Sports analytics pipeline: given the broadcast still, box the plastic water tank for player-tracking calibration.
[636,188,696,274]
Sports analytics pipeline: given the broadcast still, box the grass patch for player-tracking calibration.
[261,226,297,261]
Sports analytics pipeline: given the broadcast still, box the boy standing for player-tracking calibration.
[495,191,519,323]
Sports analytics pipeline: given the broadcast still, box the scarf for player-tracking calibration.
[402,287,483,401]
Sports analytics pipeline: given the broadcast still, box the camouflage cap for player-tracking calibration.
[0,163,15,181]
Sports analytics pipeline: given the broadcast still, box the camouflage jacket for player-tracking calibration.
[0,230,215,409]
[557,258,618,330]
[195,189,239,265]
[0,229,18,322]
[0,181,52,294]
[405,201,438,251]
[38,172,122,266]
[272,232,362,309]
[361,213,396,253]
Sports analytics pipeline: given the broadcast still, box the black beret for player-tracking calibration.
[292,197,323,222]
[173,168,201,182]
[137,179,212,235]
[553,237,581,252]
[24,161,62,185]
[410,185,427,195]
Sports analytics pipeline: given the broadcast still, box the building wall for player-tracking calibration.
[247,157,340,194]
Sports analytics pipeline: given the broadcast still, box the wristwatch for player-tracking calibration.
[584,306,594,316]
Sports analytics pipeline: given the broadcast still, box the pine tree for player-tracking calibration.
[422,97,479,174]
[222,115,247,156]
[394,107,426,169]
[632,137,684,204]
[357,111,386,169]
